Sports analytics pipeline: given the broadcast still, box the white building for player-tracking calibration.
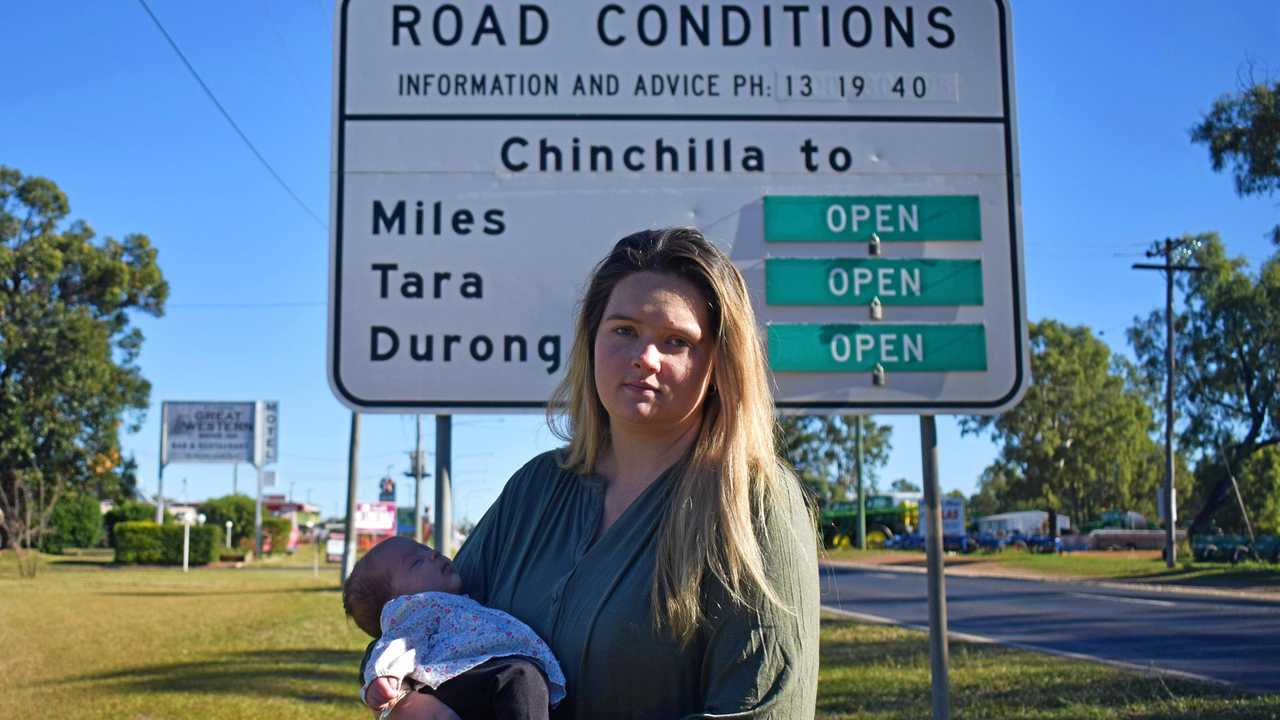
[977,510,1070,536]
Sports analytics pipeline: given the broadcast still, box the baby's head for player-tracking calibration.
[342,536,464,637]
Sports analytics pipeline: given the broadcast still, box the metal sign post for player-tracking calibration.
[341,411,360,582]
[855,417,865,549]
[415,415,425,543]
[434,415,453,555]
[254,466,264,555]
[156,402,169,522]
[920,416,951,719]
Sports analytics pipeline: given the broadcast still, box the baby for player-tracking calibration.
[343,536,565,719]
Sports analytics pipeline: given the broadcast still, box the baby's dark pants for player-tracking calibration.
[425,656,550,720]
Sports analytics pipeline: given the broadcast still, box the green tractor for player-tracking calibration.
[820,495,919,549]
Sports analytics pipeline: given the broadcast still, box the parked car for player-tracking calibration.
[977,532,1008,552]
[885,532,975,553]
[1025,533,1062,554]
[943,534,975,553]
[885,533,925,551]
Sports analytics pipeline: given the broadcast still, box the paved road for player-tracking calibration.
[819,563,1280,693]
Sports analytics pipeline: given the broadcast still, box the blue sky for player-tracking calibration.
[5,1,1279,523]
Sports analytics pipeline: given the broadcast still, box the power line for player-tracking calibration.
[166,301,324,309]
[261,0,326,117]
[135,0,327,230]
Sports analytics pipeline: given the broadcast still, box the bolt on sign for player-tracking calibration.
[329,0,1028,414]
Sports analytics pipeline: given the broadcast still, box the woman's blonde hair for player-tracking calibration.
[549,227,804,646]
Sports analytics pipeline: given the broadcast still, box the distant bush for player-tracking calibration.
[41,493,103,553]
[262,517,292,554]
[113,521,222,565]
[198,494,255,546]
[104,501,170,547]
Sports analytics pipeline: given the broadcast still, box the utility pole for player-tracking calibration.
[1133,238,1204,568]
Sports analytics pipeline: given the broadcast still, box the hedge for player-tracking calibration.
[113,521,223,566]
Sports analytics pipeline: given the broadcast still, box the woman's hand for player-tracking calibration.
[385,692,462,720]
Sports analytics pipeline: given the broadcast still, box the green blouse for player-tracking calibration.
[448,450,819,720]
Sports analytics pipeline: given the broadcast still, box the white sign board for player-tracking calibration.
[326,532,345,562]
[162,402,256,464]
[161,401,280,467]
[355,501,397,533]
[329,0,1027,413]
[920,497,966,536]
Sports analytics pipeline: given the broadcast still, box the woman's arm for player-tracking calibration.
[451,451,555,604]
[690,481,821,719]
[386,691,462,720]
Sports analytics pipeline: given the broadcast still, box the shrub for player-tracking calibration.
[104,501,170,547]
[197,494,255,546]
[41,493,103,553]
[113,521,222,565]
[219,548,250,562]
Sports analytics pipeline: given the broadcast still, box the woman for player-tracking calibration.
[384,227,819,719]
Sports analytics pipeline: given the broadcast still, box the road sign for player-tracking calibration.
[161,401,256,464]
[920,497,967,537]
[329,0,1027,413]
[355,501,396,533]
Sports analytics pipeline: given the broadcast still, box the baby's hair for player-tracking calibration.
[342,549,392,637]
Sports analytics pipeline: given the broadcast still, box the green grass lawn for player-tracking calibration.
[818,614,1280,719]
[2,548,1278,719]
[822,547,1280,591]
[0,548,367,719]
[998,552,1280,588]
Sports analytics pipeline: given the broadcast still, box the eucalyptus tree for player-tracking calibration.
[963,320,1175,526]
[0,167,167,576]
[1191,79,1280,242]
[1129,234,1279,534]
[777,414,892,506]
